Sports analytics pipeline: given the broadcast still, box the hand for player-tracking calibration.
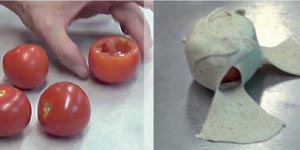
[1,1,152,78]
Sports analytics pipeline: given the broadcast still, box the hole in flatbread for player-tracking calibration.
[220,67,241,90]
[222,67,241,83]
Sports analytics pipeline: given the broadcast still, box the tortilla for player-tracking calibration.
[200,85,284,143]
[185,8,286,143]
[262,38,300,76]
[185,8,261,91]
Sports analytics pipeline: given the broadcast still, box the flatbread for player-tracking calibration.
[185,8,286,143]
[200,85,284,143]
[185,8,261,91]
[262,38,300,76]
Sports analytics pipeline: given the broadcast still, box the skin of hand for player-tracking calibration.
[0,1,153,78]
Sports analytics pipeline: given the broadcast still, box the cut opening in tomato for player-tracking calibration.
[97,37,135,57]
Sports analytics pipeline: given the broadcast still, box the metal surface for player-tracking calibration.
[0,6,153,150]
[155,1,300,150]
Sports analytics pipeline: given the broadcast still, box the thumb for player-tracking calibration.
[38,23,89,78]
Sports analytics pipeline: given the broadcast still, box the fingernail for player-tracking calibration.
[73,65,89,79]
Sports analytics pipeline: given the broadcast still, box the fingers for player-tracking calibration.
[134,0,153,10]
[38,22,89,78]
[110,2,152,60]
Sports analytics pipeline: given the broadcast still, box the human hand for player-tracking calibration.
[1,1,152,78]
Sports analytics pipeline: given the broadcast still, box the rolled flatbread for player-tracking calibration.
[185,8,287,143]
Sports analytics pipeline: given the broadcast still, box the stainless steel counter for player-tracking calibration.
[0,5,153,150]
[154,1,300,150]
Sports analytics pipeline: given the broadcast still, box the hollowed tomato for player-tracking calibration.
[88,36,141,83]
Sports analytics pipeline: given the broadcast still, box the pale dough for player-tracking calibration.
[262,38,300,76]
[200,84,283,143]
[185,8,261,90]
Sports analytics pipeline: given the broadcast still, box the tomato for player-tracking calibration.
[222,67,241,83]
[0,85,31,137]
[38,82,91,137]
[3,44,49,89]
[88,36,141,83]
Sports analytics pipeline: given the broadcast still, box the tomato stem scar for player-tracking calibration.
[0,90,5,97]
[43,103,51,119]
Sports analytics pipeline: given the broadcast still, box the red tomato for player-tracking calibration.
[38,82,91,137]
[89,36,141,83]
[0,85,31,137]
[222,67,241,83]
[3,44,49,89]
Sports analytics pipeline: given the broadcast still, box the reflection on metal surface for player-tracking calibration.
[260,80,298,117]
[260,83,288,116]
[246,2,291,47]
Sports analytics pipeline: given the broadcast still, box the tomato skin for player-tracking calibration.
[0,85,31,137]
[89,36,141,83]
[3,44,49,89]
[38,82,91,137]
[222,67,241,83]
